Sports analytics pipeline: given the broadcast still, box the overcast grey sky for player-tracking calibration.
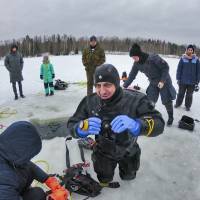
[1,0,200,46]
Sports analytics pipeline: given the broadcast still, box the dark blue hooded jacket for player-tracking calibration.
[176,54,200,85]
[0,121,48,200]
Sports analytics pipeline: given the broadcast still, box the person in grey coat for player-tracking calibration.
[123,44,176,126]
[4,44,25,100]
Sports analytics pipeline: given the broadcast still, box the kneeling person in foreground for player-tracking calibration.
[0,121,68,200]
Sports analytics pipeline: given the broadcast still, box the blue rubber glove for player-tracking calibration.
[77,117,102,138]
[111,115,141,136]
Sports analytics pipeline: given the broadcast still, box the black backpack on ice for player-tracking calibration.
[54,79,68,90]
[58,163,102,197]
[57,137,102,197]
[178,115,195,131]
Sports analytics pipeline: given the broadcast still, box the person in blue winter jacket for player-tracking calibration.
[40,55,55,96]
[175,44,200,111]
[0,121,68,200]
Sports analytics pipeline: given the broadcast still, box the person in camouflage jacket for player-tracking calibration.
[82,36,105,95]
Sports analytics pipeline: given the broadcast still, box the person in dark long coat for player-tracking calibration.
[4,44,25,100]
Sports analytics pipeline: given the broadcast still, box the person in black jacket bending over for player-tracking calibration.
[123,44,176,126]
[67,64,165,185]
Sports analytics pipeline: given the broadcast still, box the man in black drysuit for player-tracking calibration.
[67,64,165,184]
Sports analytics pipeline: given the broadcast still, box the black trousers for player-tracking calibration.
[12,81,23,97]
[22,187,46,200]
[176,84,195,108]
[92,144,141,183]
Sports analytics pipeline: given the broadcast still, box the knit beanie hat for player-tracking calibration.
[129,43,142,57]
[94,64,120,88]
[90,35,97,42]
[187,44,195,52]
[10,44,18,51]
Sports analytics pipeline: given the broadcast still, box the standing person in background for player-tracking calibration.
[82,35,105,95]
[4,44,25,100]
[175,44,200,111]
[40,55,55,96]
[123,43,176,126]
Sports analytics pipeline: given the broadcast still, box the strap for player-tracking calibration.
[78,143,86,163]
[65,136,72,168]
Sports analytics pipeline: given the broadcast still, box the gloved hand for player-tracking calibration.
[111,115,141,136]
[47,187,69,200]
[76,117,102,138]
[40,75,43,80]
[45,177,62,192]
[52,74,55,79]
[158,81,164,89]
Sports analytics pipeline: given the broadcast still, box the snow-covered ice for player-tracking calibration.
[0,54,200,200]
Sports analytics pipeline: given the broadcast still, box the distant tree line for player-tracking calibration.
[0,34,199,58]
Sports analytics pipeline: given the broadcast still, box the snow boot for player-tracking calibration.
[99,182,120,188]
[167,117,173,126]
[50,91,54,96]
[18,81,25,98]
[185,107,190,111]
[174,104,180,108]
[49,82,54,95]
[12,83,18,100]
[45,87,49,96]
